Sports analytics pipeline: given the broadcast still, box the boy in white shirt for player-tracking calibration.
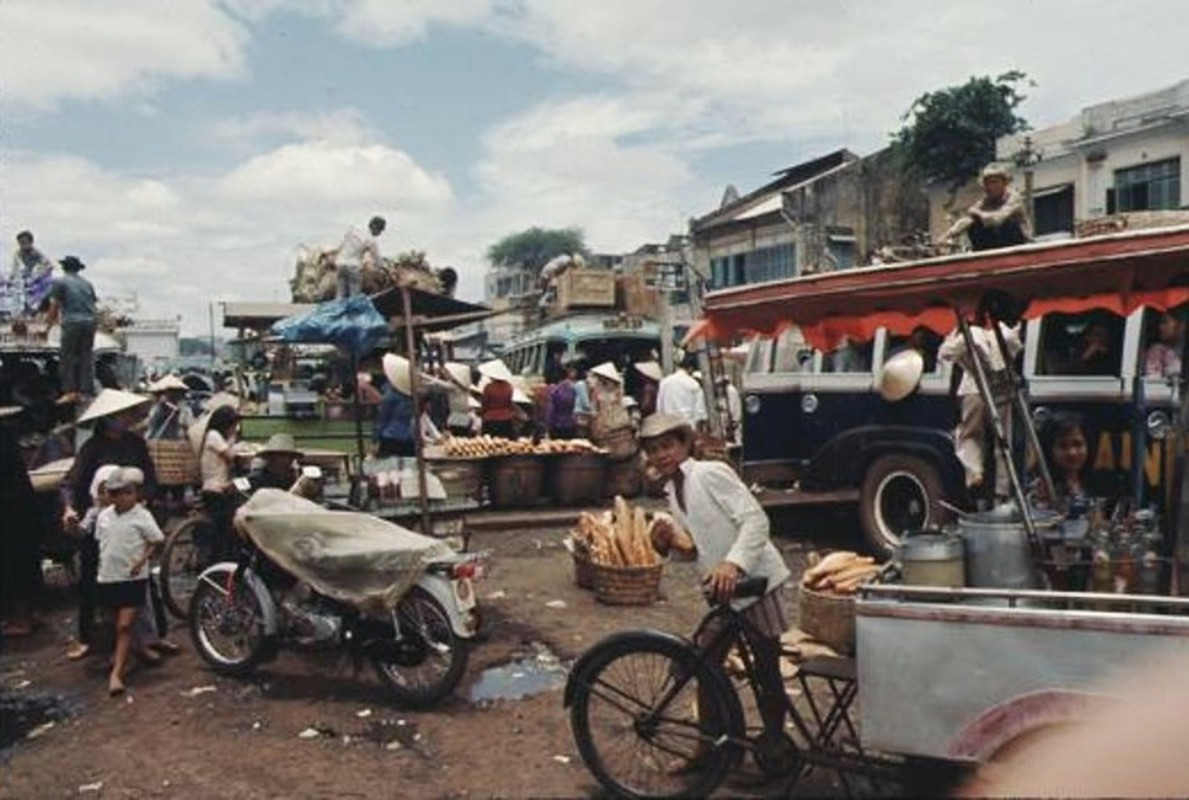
[95,467,165,696]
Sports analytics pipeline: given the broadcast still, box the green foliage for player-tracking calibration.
[894,72,1031,190]
[487,226,587,270]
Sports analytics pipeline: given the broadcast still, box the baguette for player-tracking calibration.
[802,551,865,585]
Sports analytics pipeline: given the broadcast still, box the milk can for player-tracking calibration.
[897,531,965,588]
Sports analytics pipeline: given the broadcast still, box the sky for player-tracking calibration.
[2,0,1187,336]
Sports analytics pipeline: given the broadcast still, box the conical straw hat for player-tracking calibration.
[444,362,472,390]
[477,359,513,383]
[590,361,623,384]
[876,349,925,402]
[188,393,239,454]
[634,360,663,382]
[77,389,151,424]
[382,353,413,395]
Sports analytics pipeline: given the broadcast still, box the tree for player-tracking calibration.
[487,226,588,271]
[894,72,1031,190]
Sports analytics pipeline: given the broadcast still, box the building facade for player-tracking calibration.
[690,148,928,291]
[931,79,1189,241]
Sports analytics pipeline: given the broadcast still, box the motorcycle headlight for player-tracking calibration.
[744,394,761,415]
[1147,411,1171,441]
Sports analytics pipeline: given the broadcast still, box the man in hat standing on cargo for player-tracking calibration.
[48,256,99,405]
[945,163,1032,252]
[334,216,386,300]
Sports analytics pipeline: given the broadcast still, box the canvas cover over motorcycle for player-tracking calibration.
[236,489,456,615]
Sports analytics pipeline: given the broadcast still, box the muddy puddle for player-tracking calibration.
[469,642,569,703]
[0,690,79,751]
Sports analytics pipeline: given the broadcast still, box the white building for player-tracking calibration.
[121,317,181,375]
[996,79,1189,238]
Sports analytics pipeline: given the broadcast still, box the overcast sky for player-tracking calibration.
[2,0,1187,335]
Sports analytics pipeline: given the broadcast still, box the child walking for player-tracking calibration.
[66,464,121,661]
[95,466,165,695]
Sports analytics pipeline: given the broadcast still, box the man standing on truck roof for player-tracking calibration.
[48,256,98,405]
[945,163,1032,252]
[334,216,386,300]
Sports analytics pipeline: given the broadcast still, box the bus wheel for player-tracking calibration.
[859,454,941,559]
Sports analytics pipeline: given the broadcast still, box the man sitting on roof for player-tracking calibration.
[945,163,1032,253]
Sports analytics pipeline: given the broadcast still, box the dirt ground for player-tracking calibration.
[1,508,871,799]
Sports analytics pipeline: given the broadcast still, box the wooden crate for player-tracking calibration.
[616,274,659,318]
[556,269,616,310]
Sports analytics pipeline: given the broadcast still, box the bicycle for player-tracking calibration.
[158,501,219,620]
[564,576,902,798]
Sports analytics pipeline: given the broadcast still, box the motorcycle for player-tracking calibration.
[188,488,487,708]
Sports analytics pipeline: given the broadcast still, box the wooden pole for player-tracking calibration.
[402,286,432,536]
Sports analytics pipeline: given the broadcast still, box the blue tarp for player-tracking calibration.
[271,295,389,354]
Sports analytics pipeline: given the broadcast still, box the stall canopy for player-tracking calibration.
[690,224,1189,350]
[370,286,495,332]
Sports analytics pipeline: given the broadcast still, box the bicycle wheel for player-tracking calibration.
[160,515,216,620]
[568,632,743,799]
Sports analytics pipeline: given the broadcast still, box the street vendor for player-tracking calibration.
[377,354,417,459]
[478,359,517,439]
[641,412,793,771]
[588,361,633,450]
[944,163,1032,252]
[145,374,194,440]
[442,362,476,436]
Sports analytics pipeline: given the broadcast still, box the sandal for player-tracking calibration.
[66,642,92,661]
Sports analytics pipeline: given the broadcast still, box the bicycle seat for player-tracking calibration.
[733,575,768,599]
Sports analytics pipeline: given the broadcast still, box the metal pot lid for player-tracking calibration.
[898,532,964,561]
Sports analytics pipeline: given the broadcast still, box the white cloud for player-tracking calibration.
[331,0,497,45]
[208,108,380,147]
[2,137,460,335]
[0,0,248,109]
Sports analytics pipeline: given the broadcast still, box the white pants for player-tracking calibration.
[955,393,1013,498]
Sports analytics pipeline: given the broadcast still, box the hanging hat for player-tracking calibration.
[77,389,150,424]
[639,412,693,441]
[382,353,413,395]
[444,362,472,390]
[876,349,925,402]
[590,361,623,384]
[477,359,513,383]
[257,432,302,458]
[188,393,239,455]
[148,374,189,394]
[634,361,663,383]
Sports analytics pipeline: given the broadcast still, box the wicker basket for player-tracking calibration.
[571,550,597,590]
[148,439,199,486]
[798,586,856,655]
[593,561,663,606]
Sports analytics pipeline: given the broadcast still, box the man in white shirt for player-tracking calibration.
[335,216,386,300]
[656,356,708,430]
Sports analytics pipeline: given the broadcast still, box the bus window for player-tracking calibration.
[886,327,942,373]
[1037,312,1124,376]
[822,336,873,373]
[746,338,774,374]
[1140,306,1186,379]
[772,328,815,373]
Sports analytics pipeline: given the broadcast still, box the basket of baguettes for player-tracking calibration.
[798,551,883,656]
[568,497,693,605]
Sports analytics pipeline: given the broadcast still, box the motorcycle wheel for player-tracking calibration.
[189,566,270,676]
[160,515,216,620]
[372,587,469,708]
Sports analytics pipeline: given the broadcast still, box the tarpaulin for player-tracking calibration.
[271,295,389,354]
[236,489,455,616]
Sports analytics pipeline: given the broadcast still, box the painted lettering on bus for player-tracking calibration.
[1093,431,1166,487]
